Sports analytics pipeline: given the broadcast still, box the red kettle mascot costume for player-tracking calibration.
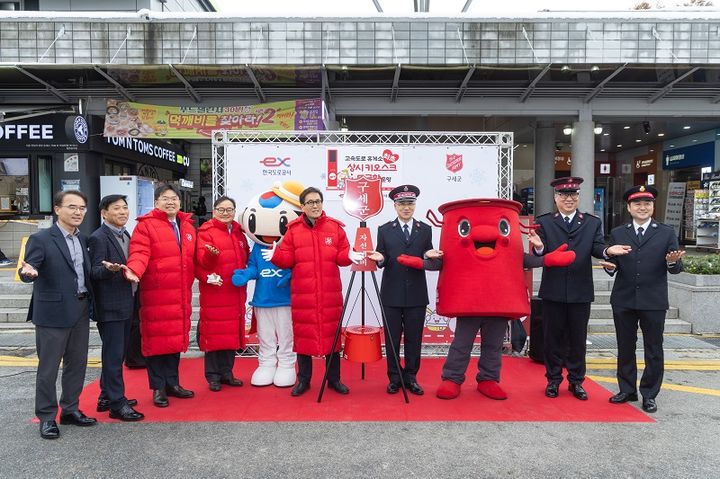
[397,198,575,400]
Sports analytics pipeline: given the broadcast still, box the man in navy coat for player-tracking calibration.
[88,195,144,422]
[600,185,684,413]
[533,177,631,400]
[368,185,434,395]
[19,190,97,439]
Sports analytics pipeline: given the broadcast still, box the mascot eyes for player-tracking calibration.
[248,213,257,233]
[498,218,510,236]
[458,219,471,237]
[279,215,288,235]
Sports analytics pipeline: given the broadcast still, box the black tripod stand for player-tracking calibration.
[317,226,410,404]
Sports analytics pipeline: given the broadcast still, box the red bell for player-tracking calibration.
[343,326,383,363]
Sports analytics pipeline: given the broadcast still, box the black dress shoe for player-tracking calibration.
[153,389,169,408]
[109,404,145,422]
[97,398,138,412]
[59,410,97,427]
[545,383,560,398]
[568,383,588,401]
[642,398,658,413]
[609,392,639,404]
[386,382,400,394]
[209,381,221,392]
[291,381,310,397]
[407,382,424,396]
[40,420,60,439]
[220,376,243,387]
[165,385,195,399]
[328,381,350,395]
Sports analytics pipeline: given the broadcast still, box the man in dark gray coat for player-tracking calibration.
[600,185,684,413]
[19,190,97,439]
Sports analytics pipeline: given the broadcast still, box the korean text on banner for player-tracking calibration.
[103,99,326,139]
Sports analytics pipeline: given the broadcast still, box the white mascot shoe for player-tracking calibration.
[251,366,276,387]
[273,367,297,388]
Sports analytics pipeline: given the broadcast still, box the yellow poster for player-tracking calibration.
[103,98,326,139]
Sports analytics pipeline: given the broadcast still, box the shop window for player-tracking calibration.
[104,159,133,176]
[0,157,29,214]
[38,156,52,213]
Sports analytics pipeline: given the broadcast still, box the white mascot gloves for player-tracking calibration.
[261,241,277,262]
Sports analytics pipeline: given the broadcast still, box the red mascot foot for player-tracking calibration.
[477,380,508,400]
[436,380,461,400]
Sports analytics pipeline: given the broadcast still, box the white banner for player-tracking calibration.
[226,142,502,334]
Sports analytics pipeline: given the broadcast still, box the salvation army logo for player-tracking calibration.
[446,153,463,173]
[73,116,89,144]
[324,237,333,246]
[381,149,399,165]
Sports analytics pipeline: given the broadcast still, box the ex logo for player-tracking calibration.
[260,157,291,167]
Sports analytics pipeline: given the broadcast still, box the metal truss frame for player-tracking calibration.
[212,130,513,201]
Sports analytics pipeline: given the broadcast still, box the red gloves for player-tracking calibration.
[397,254,424,270]
[543,244,576,267]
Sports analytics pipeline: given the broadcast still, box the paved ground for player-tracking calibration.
[1,267,719,478]
[1,337,719,478]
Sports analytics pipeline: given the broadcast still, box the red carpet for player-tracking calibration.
[79,357,653,423]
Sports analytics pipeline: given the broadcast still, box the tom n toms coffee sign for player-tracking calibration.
[0,115,88,149]
[103,136,190,168]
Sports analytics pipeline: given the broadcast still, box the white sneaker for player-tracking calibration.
[0,259,13,266]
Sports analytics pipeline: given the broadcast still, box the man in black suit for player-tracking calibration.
[88,195,144,422]
[533,177,631,400]
[600,185,684,413]
[19,190,97,439]
[368,185,434,395]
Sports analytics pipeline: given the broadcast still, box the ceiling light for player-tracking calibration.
[561,65,571,73]
[650,149,655,152]
[657,133,665,137]
[563,125,573,135]
[683,125,691,129]
[590,65,600,72]
[593,125,603,135]
[692,139,697,142]
[603,132,609,136]
[669,144,675,148]
[600,149,605,152]
[617,144,622,148]
[636,139,642,143]
[623,125,630,130]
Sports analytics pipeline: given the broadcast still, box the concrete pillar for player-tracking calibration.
[571,120,595,214]
[534,121,556,216]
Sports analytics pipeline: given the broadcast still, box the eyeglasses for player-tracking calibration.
[215,207,235,214]
[556,192,580,199]
[303,199,323,206]
[158,196,180,202]
[60,205,87,213]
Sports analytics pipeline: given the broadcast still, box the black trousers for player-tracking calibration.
[124,303,145,368]
[204,350,237,383]
[145,353,181,390]
[97,318,132,409]
[542,299,590,385]
[296,352,340,384]
[34,299,90,421]
[510,319,527,353]
[612,307,665,400]
[383,305,425,384]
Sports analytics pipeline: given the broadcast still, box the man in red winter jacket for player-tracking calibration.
[124,184,196,408]
[266,186,363,397]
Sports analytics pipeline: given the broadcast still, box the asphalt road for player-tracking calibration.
[1,352,719,479]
